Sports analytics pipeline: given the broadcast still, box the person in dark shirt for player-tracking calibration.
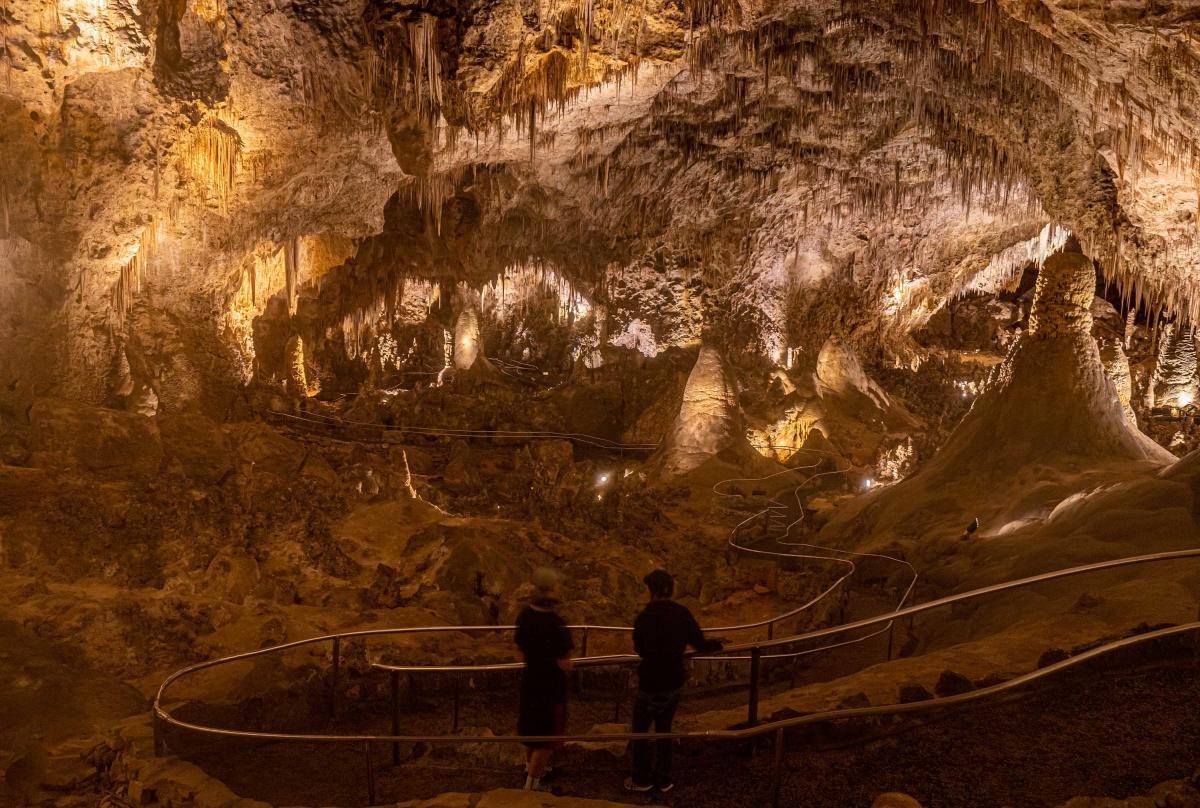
[625,569,723,793]
[514,567,574,792]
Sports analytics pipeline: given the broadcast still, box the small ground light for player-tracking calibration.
[863,478,874,489]
[598,473,610,485]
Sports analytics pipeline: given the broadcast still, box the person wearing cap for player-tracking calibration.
[625,569,723,793]
[515,567,574,792]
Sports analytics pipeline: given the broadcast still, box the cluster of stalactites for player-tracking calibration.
[341,277,441,360]
[181,117,243,213]
[374,13,444,127]
[110,217,163,329]
[958,223,1072,299]
[481,261,591,327]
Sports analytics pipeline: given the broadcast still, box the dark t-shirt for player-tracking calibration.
[633,599,722,693]
[515,602,573,705]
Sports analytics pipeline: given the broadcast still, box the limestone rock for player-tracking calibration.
[933,670,974,697]
[29,399,163,477]
[897,683,933,703]
[158,413,231,484]
[652,346,757,478]
[444,440,480,492]
[1147,780,1200,808]
[873,794,924,808]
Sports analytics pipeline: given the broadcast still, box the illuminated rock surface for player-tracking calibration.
[5,0,1200,805]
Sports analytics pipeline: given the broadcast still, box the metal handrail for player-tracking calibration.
[268,412,868,641]
[155,618,1200,744]
[155,548,1200,740]
[153,616,1200,806]
[716,449,918,661]
[267,410,661,452]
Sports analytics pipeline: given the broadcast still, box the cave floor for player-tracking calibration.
[170,654,1200,807]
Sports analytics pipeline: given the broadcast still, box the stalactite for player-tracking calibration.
[182,118,242,212]
[110,217,161,328]
[283,237,299,317]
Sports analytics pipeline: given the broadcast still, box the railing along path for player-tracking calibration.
[157,412,1200,804]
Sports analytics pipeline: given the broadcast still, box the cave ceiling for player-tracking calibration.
[1,0,1199,407]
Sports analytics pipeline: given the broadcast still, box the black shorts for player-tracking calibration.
[519,701,567,749]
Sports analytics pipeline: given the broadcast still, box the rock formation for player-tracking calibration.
[652,346,758,478]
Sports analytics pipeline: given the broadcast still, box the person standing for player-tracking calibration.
[626,569,723,793]
[515,567,574,792]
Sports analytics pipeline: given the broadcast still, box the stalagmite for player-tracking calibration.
[815,338,891,411]
[918,244,1173,481]
[1123,309,1137,350]
[1151,322,1198,408]
[453,304,482,371]
[284,334,308,397]
[1098,336,1138,427]
[436,328,453,386]
[651,345,758,478]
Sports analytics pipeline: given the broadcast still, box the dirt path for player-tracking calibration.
[171,655,1200,807]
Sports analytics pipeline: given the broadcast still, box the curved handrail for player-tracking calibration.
[714,448,918,661]
[155,619,1200,744]
[155,548,1200,743]
[267,409,660,452]
[269,413,870,642]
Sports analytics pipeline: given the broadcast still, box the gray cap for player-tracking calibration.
[531,567,564,593]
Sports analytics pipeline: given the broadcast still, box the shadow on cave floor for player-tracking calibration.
[167,647,1200,807]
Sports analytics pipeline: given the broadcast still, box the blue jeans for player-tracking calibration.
[630,688,682,787]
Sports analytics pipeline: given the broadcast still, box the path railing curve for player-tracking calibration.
[155,548,1200,806]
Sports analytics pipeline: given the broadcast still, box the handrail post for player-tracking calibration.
[767,621,774,642]
[886,620,895,661]
[362,741,376,805]
[451,676,461,733]
[390,671,401,765]
[614,667,630,723]
[152,712,166,758]
[748,647,762,726]
[579,628,589,695]
[330,637,341,719]
[770,727,785,808]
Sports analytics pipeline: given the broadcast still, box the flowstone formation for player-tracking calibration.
[819,244,1174,559]
[934,244,1172,480]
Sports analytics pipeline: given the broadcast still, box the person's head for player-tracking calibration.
[644,569,674,600]
[531,566,564,602]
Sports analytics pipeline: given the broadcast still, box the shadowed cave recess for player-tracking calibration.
[7,0,1200,806]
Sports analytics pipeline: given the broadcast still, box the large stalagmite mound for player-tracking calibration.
[650,346,760,479]
[928,247,1173,481]
[820,246,1173,555]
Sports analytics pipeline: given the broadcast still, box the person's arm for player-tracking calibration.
[633,611,649,658]
[684,609,723,654]
[555,617,574,672]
